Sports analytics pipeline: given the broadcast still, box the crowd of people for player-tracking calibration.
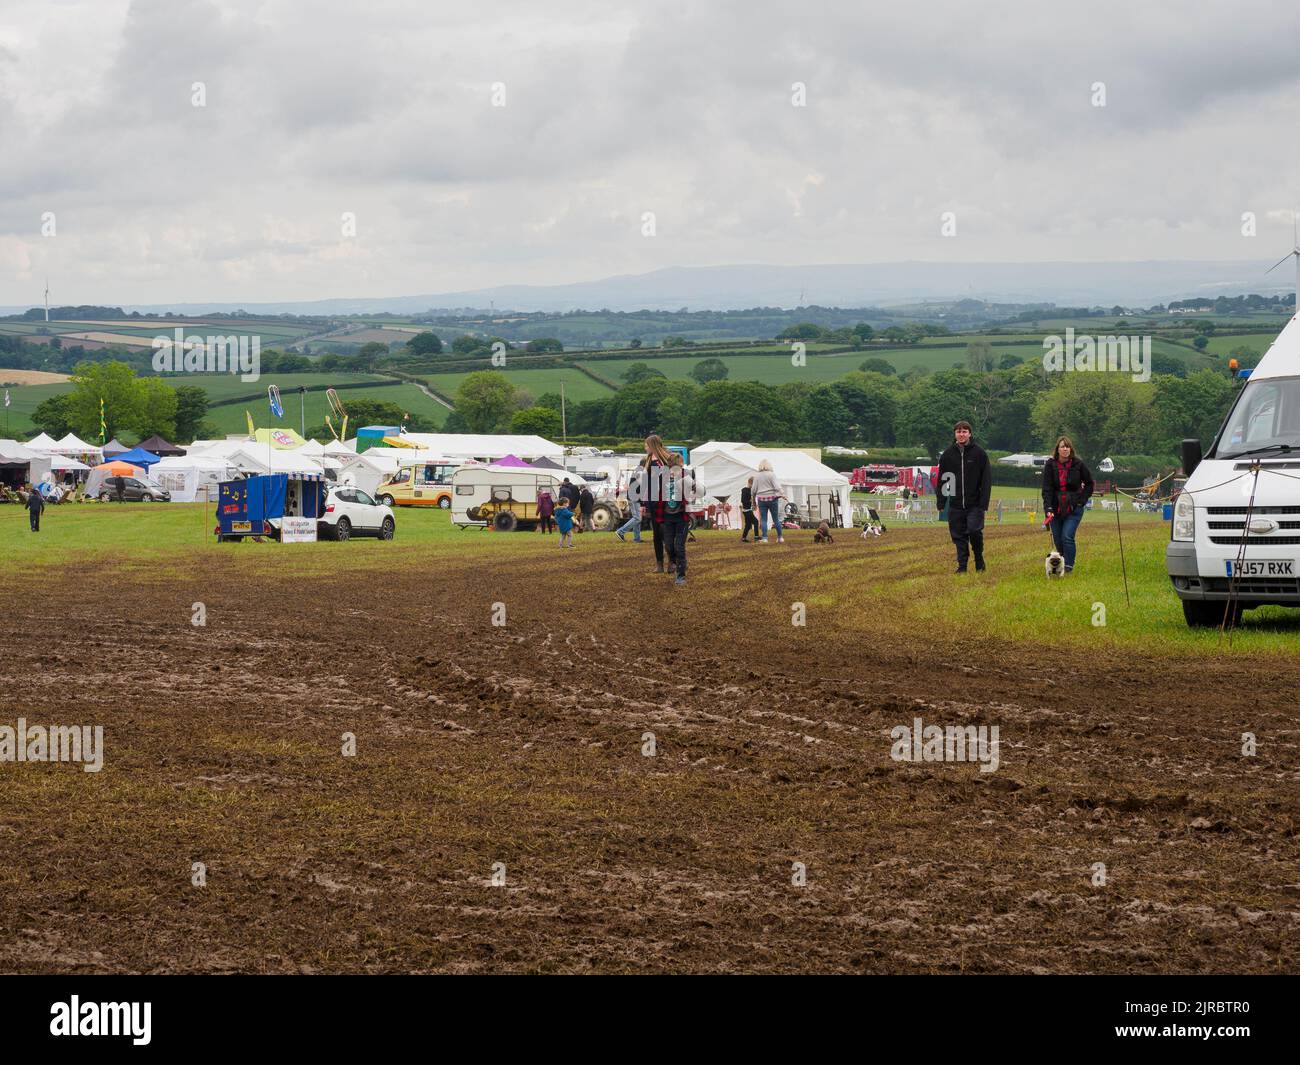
[592,423,1097,581]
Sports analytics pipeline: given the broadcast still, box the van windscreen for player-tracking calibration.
[1215,376,1300,458]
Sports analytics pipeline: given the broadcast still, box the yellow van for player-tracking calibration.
[374,461,458,508]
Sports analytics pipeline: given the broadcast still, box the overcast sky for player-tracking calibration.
[2,0,1300,306]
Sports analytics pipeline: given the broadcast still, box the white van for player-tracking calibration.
[1168,312,1300,626]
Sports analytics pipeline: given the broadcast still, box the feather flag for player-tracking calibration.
[99,396,106,443]
[268,384,284,419]
[246,410,256,437]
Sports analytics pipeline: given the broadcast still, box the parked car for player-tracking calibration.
[99,476,171,502]
[318,485,395,541]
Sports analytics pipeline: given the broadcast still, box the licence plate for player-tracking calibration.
[1225,559,1295,577]
[231,521,252,532]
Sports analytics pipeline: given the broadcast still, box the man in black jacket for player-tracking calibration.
[935,421,992,573]
[577,485,595,532]
[25,484,45,532]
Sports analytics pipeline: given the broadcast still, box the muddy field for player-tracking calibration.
[1,527,1297,973]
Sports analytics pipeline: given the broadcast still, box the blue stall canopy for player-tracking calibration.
[113,447,162,468]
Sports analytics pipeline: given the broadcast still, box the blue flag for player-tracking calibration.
[268,385,284,419]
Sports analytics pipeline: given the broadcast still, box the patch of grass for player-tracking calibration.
[3,501,1294,656]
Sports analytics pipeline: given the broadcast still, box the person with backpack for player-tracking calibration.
[935,420,992,573]
[1041,435,1094,574]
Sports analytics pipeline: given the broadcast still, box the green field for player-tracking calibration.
[421,368,616,404]
[1197,331,1283,357]
[203,382,448,434]
[0,372,445,439]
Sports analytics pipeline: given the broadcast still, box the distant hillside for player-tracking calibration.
[2,259,1293,317]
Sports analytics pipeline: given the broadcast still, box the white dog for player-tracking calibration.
[1045,551,1066,577]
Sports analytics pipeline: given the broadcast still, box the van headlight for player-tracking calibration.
[1173,492,1195,541]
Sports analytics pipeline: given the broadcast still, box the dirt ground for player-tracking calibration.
[1,527,1297,974]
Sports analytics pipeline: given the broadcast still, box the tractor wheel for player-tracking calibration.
[494,511,518,532]
[591,503,616,531]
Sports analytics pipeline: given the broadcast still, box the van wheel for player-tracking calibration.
[1182,599,1239,627]
[493,511,518,532]
[379,517,395,540]
[438,496,451,509]
[379,494,395,506]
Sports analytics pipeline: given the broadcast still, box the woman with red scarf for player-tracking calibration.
[1041,436,1094,574]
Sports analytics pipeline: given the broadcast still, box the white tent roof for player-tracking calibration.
[694,444,848,487]
[227,444,324,477]
[323,439,355,456]
[340,450,403,473]
[153,453,235,472]
[56,432,92,449]
[24,432,57,450]
[47,455,90,471]
[297,439,325,456]
[0,439,35,462]
[394,433,562,460]
[689,441,754,459]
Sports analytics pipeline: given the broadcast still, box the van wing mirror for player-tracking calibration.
[1181,438,1203,477]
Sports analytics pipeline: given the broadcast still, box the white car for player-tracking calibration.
[319,485,395,541]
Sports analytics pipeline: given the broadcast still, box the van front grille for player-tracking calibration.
[1208,535,1300,545]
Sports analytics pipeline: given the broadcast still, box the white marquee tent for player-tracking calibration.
[338,450,404,496]
[392,433,562,462]
[152,453,238,502]
[227,444,324,478]
[690,443,853,528]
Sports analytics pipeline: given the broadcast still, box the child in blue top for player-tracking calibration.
[553,500,575,547]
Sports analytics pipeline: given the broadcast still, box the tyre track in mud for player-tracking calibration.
[0,531,1297,973]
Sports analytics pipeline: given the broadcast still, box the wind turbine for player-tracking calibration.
[1265,212,1300,313]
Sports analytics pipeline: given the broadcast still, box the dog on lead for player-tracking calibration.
[1042,516,1065,576]
[813,521,834,543]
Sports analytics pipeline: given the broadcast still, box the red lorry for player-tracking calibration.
[849,463,936,494]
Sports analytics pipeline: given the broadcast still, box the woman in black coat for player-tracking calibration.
[1041,436,1094,573]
